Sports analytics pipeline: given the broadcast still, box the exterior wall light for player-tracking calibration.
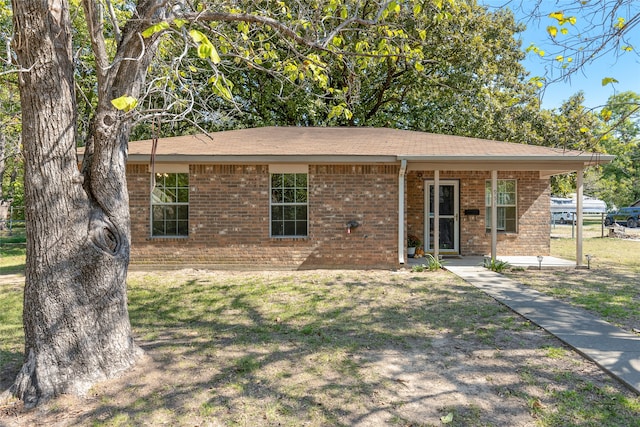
[346,220,360,234]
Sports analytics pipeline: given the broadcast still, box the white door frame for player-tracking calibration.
[424,180,460,254]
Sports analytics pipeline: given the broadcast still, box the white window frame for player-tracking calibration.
[485,179,517,233]
[270,171,309,238]
[151,171,189,237]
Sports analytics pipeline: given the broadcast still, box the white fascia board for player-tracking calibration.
[127,155,399,164]
[399,154,614,162]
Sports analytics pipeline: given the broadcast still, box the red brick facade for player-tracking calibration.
[128,163,400,269]
[127,163,551,269]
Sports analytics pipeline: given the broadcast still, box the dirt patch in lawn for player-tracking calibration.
[1,269,638,426]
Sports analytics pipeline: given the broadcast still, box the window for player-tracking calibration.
[271,173,308,237]
[151,173,189,237]
[485,179,517,233]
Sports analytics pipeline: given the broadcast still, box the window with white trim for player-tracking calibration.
[270,173,308,237]
[151,172,189,237]
[485,179,517,233]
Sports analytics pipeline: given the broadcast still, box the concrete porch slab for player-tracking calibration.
[406,255,576,269]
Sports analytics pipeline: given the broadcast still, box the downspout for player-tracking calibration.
[398,159,407,264]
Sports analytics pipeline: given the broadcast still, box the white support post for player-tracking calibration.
[576,168,584,267]
[398,160,407,264]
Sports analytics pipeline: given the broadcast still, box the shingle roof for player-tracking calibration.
[126,126,612,167]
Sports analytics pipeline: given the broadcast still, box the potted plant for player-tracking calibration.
[407,234,421,258]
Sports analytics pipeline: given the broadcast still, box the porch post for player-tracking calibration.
[434,170,440,261]
[398,160,407,264]
[491,170,498,262]
[576,167,584,267]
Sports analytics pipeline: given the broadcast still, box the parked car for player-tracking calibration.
[604,202,640,228]
[552,211,576,224]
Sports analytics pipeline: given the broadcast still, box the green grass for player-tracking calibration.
[505,235,640,332]
[0,230,26,275]
[539,383,640,426]
[2,270,639,425]
[552,236,640,272]
[0,282,24,372]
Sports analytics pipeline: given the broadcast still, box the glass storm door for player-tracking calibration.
[424,180,459,253]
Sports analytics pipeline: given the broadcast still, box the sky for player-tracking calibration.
[481,1,640,111]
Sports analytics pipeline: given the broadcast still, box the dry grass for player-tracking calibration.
[2,269,639,426]
[507,226,640,334]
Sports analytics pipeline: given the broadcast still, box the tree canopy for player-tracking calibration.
[594,91,640,207]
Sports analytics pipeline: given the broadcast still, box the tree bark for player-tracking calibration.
[10,0,162,406]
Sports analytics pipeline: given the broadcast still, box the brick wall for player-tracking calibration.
[127,163,399,269]
[406,170,551,256]
[127,164,550,268]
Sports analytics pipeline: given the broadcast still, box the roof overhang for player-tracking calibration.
[400,154,615,177]
[126,154,399,164]
[123,153,614,178]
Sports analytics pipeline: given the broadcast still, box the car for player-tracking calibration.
[604,202,640,228]
[552,211,576,224]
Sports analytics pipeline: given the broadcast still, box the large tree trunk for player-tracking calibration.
[10,0,162,406]
[0,133,6,230]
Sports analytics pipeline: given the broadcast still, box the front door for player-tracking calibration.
[424,180,459,254]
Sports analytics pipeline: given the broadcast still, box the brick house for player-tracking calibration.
[123,126,612,269]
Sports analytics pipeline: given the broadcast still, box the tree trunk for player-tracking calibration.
[0,133,5,202]
[0,133,6,230]
[9,0,162,406]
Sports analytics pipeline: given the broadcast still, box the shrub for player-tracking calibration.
[483,258,511,273]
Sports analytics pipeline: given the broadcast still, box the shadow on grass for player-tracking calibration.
[0,350,22,393]
[2,271,639,426]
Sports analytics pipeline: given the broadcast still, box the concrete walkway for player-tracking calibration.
[446,263,640,394]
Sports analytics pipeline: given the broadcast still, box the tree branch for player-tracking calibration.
[184,10,381,52]
[81,0,110,85]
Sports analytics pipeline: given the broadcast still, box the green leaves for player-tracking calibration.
[141,21,169,38]
[526,43,545,57]
[110,95,138,112]
[141,18,190,39]
[209,75,233,101]
[549,11,576,26]
[189,30,221,64]
[547,11,576,38]
[328,103,352,121]
[387,1,401,15]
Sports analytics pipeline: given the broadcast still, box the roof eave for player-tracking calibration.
[126,154,399,164]
[398,154,615,164]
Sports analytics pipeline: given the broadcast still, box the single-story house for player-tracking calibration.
[122,126,613,269]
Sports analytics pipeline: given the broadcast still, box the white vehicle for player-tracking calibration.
[551,211,576,224]
[551,195,607,224]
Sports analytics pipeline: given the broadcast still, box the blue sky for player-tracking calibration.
[481,1,640,110]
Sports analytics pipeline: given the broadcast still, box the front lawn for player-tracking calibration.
[1,269,639,426]
[506,236,640,333]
